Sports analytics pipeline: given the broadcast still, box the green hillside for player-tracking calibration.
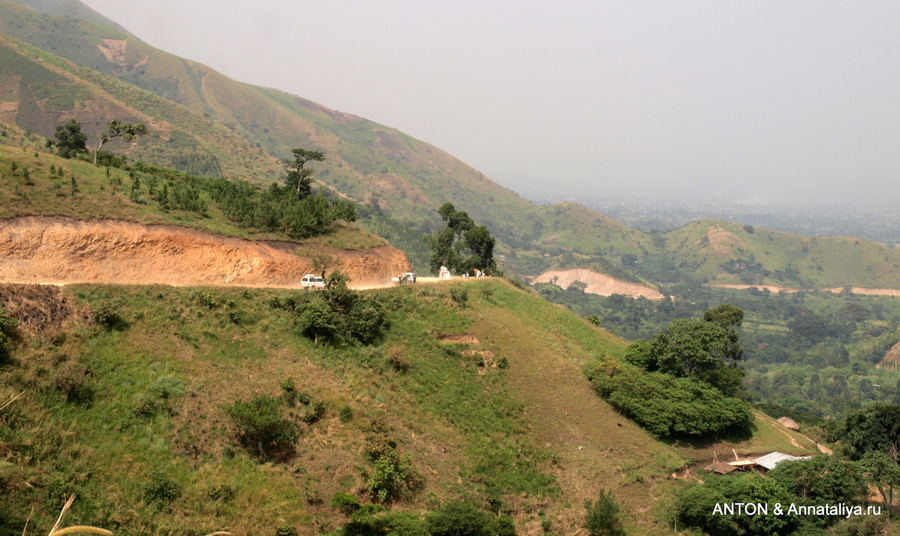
[0,277,698,535]
[535,202,653,255]
[661,219,900,289]
[0,31,283,181]
[0,0,538,242]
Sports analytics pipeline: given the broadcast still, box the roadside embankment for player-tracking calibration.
[0,216,409,288]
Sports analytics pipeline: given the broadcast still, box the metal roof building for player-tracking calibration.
[752,452,811,471]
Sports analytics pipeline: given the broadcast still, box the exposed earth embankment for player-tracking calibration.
[0,217,409,288]
[533,268,664,299]
[710,283,900,298]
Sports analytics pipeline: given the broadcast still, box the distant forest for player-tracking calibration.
[537,282,900,420]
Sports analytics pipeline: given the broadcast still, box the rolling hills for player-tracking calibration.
[661,219,900,289]
[5,0,900,293]
[0,5,871,532]
[0,0,538,241]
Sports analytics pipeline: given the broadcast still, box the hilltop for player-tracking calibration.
[660,219,900,289]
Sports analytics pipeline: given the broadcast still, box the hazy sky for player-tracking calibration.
[79,0,900,206]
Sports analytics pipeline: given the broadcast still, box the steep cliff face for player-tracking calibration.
[0,217,409,287]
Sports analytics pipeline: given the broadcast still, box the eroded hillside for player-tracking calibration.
[0,216,408,287]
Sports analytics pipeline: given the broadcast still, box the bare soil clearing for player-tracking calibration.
[0,217,408,289]
[709,283,801,293]
[711,283,900,298]
[533,268,664,299]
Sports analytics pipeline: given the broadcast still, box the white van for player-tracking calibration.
[301,274,325,289]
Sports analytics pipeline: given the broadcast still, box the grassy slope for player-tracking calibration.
[536,201,654,255]
[0,24,283,182]
[662,219,900,288]
[0,279,681,535]
[0,279,827,536]
[0,122,385,250]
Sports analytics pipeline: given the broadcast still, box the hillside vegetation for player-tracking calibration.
[0,122,380,249]
[0,278,691,535]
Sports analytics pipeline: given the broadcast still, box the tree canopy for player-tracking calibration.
[625,304,746,396]
[93,120,147,166]
[283,147,325,200]
[52,119,88,158]
[426,202,497,275]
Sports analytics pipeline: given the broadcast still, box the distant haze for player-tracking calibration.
[81,0,900,207]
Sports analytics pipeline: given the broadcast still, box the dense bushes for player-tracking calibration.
[587,365,751,437]
[426,502,515,536]
[224,394,299,457]
[676,456,878,535]
[586,305,752,438]
[676,473,802,536]
[132,157,357,239]
[270,271,389,346]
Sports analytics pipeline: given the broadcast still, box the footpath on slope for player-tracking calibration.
[0,216,409,289]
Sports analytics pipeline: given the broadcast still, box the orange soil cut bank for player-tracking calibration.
[0,216,409,288]
[533,268,664,299]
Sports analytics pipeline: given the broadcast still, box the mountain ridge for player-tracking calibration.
[5,0,900,292]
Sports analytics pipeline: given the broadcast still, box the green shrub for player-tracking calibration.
[339,405,354,423]
[366,453,420,503]
[195,290,221,309]
[583,489,625,536]
[302,400,326,424]
[53,362,93,404]
[281,377,297,405]
[224,394,298,457]
[330,492,360,516]
[91,301,123,329]
[591,366,751,438]
[449,287,469,308]
[426,502,497,536]
[345,296,389,344]
[143,470,180,506]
